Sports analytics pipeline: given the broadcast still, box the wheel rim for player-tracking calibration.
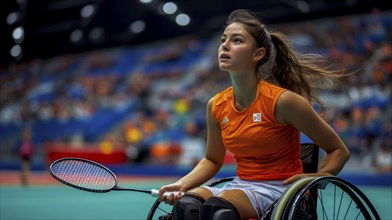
[285,176,380,220]
[146,199,173,220]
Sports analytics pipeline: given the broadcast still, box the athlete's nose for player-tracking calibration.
[221,41,229,51]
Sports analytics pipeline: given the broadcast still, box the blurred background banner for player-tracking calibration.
[1,0,391,184]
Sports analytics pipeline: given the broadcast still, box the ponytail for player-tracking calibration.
[264,32,344,107]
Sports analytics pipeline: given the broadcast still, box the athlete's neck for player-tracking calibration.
[230,74,259,110]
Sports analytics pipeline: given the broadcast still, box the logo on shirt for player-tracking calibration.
[221,117,229,126]
[253,113,262,122]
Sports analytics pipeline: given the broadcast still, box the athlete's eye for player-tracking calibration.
[233,38,242,43]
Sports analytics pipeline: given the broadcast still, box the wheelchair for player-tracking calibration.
[147,143,381,220]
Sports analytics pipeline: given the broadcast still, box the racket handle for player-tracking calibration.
[150,189,184,198]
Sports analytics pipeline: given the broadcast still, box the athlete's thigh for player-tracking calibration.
[187,186,213,201]
[218,189,258,220]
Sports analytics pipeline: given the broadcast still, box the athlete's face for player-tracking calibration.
[218,22,263,73]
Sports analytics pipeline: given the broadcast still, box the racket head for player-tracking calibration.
[50,157,117,193]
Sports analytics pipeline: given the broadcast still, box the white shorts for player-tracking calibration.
[203,177,288,219]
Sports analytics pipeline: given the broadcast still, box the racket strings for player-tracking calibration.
[53,160,116,191]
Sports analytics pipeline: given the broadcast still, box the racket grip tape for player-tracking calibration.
[150,189,184,198]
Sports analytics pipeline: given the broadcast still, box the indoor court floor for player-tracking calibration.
[1,171,391,220]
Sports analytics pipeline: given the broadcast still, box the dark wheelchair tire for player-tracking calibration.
[276,176,381,220]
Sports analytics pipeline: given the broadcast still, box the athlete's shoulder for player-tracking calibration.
[278,90,310,110]
[260,80,286,93]
[213,86,232,106]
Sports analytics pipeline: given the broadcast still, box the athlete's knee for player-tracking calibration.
[200,196,240,220]
[172,194,205,220]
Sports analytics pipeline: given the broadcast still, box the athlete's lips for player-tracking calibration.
[219,53,230,60]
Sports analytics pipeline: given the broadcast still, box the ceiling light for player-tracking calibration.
[89,27,105,41]
[70,29,83,42]
[10,45,22,59]
[139,0,153,3]
[175,13,190,26]
[80,4,95,18]
[162,2,177,15]
[129,20,146,34]
[296,0,310,13]
[12,26,24,43]
[6,12,19,25]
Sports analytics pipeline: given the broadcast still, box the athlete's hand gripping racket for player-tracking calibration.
[50,157,182,198]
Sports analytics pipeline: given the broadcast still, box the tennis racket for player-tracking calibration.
[49,157,182,197]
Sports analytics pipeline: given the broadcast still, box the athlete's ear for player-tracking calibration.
[253,47,266,62]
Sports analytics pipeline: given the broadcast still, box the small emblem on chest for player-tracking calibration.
[253,113,262,122]
[221,117,229,126]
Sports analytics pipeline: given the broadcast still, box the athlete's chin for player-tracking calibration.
[218,63,232,72]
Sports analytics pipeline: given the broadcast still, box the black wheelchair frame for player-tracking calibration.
[146,143,381,220]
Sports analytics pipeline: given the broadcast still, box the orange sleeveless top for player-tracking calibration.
[212,80,302,180]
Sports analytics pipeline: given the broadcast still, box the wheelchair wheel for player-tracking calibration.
[272,176,381,220]
[146,199,173,220]
[271,176,316,219]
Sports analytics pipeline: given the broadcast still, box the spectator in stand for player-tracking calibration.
[19,127,34,186]
[373,143,392,173]
[178,120,205,166]
[346,107,366,155]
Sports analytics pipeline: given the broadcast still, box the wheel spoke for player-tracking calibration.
[318,187,329,220]
[343,199,353,219]
[157,206,169,214]
[354,209,361,220]
[333,184,336,219]
[336,189,344,219]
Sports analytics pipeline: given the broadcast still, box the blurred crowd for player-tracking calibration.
[1,10,391,172]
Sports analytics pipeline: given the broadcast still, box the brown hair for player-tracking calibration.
[226,9,345,106]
